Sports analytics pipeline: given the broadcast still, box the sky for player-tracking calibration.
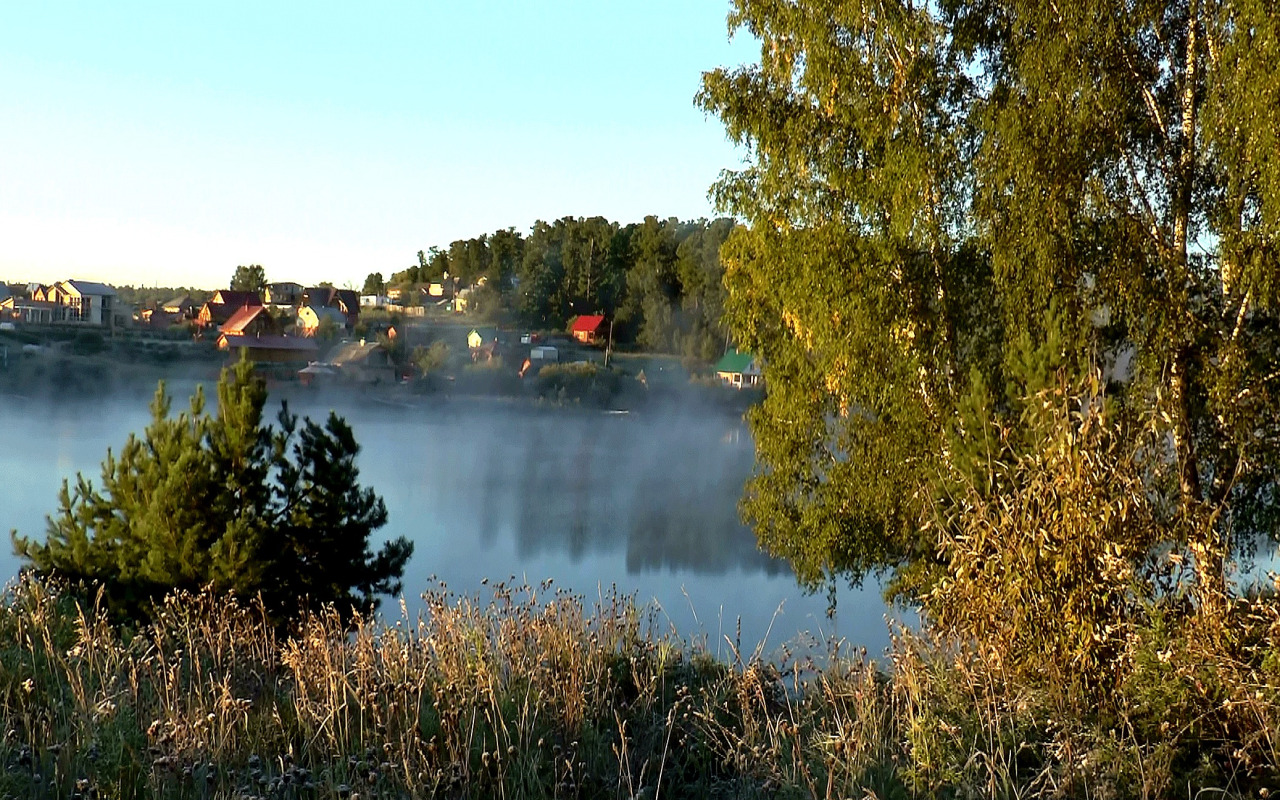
[0,1,757,290]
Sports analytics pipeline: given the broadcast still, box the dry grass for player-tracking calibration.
[1,576,1278,799]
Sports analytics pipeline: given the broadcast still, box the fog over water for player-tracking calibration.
[0,385,906,658]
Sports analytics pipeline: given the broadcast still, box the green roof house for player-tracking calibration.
[714,348,763,389]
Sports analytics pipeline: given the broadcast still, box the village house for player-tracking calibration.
[137,294,195,329]
[220,304,281,338]
[302,287,361,326]
[327,340,397,384]
[467,327,498,350]
[1,280,117,327]
[1,297,64,324]
[453,286,474,312]
[332,289,360,324]
[137,307,177,328]
[519,345,559,378]
[569,314,607,345]
[197,290,263,328]
[714,349,764,390]
[59,281,118,326]
[296,304,348,336]
[218,333,318,364]
[263,282,303,308]
[161,295,196,317]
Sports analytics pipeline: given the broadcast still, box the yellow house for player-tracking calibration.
[467,328,491,349]
[296,305,348,336]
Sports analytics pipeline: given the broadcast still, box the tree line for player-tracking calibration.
[375,216,737,361]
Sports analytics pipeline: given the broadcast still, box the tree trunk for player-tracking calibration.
[1170,1,1225,614]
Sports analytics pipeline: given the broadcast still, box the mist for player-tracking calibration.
[0,385,904,657]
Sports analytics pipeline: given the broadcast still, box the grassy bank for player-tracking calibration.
[1,577,1277,799]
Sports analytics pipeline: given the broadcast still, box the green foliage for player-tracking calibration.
[229,264,267,295]
[698,0,1280,614]
[930,369,1165,699]
[313,313,339,341]
[398,216,736,359]
[12,355,412,624]
[533,362,621,406]
[69,331,106,356]
[361,271,385,295]
[412,340,450,375]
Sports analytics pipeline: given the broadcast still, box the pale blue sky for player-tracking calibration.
[0,1,755,289]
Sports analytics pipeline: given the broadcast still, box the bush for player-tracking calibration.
[412,340,450,374]
[70,330,106,356]
[533,362,620,406]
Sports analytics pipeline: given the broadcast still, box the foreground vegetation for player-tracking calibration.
[2,577,1277,800]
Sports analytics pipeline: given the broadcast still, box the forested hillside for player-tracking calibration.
[387,216,736,360]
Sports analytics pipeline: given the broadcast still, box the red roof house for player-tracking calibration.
[570,314,607,345]
[219,304,279,337]
[198,291,263,328]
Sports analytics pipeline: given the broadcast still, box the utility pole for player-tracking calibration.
[605,318,614,368]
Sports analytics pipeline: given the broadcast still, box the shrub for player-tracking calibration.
[533,362,620,406]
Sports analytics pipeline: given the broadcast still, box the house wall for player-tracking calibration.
[225,345,312,364]
[716,370,762,389]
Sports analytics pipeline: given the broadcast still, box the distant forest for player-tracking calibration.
[381,215,737,361]
[94,215,738,362]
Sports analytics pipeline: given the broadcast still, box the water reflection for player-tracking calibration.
[0,392,903,657]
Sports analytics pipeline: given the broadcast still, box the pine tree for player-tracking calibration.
[13,355,413,625]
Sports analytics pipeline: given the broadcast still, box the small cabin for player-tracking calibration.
[569,315,606,345]
[714,349,763,389]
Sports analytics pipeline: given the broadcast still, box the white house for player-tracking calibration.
[57,280,117,326]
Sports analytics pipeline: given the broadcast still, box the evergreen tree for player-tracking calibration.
[13,356,412,625]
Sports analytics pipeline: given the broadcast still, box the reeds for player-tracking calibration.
[1,575,1277,799]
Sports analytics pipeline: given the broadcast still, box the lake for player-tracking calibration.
[0,383,905,659]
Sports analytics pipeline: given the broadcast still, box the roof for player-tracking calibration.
[333,289,360,311]
[328,341,385,366]
[468,327,498,344]
[304,286,336,305]
[299,305,348,325]
[570,314,606,334]
[220,304,270,334]
[62,280,117,296]
[161,295,191,310]
[714,348,757,375]
[211,290,263,307]
[219,334,318,352]
[201,301,243,325]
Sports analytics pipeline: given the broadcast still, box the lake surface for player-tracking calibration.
[0,384,905,658]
